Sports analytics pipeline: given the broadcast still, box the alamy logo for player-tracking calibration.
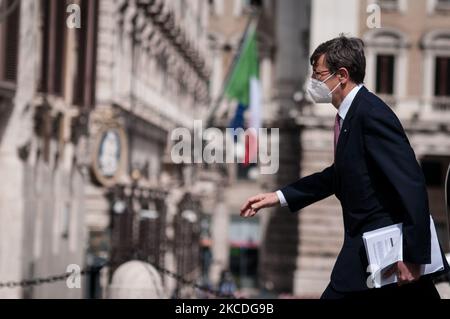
[367,4,382,29]
[66,4,81,29]
[170,121,280,175]
[66,264,81,289]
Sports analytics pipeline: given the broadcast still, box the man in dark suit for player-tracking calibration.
[240,36,450,299]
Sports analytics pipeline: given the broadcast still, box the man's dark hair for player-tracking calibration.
[310,35,366,84]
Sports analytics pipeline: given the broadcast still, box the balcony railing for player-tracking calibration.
[432,96,450,112]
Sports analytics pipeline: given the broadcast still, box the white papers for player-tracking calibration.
[363,215,444,288]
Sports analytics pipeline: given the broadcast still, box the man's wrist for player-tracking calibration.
[276,190,288,208]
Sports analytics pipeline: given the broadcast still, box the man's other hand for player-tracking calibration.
[382,261,422,286]
[240,193,280,218]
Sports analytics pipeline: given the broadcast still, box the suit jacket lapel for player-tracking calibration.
[335,86,367,162]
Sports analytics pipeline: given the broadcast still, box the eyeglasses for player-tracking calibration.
[312,69,331,80]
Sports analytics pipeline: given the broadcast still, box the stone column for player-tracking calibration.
[0,0,39,299]
[163,188,184,297]
[293,122,344,298]
[259,119,301,294]
[258,0,311,294]
[209,197,230,286]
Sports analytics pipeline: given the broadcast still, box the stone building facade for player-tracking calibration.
[87,0,219,299]
[0,0,221,299]
[0,0,97,299]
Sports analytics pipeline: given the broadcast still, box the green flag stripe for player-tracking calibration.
[225,25,259,107]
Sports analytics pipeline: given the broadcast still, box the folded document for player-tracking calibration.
[363,216,444,288]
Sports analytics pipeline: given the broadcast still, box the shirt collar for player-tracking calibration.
[338,84,364,121]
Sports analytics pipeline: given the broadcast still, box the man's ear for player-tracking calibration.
[338,68,350,84]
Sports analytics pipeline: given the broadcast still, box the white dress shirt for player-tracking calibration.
[277,84,364,207]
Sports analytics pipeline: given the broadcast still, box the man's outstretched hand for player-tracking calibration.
[240,193,280,218]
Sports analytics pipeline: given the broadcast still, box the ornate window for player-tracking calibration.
[421,29,450,113]
[376,54,395,95]
[363,28,410,107]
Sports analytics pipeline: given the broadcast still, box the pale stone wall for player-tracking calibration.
[0,0,86,299]
[0,0,41,299]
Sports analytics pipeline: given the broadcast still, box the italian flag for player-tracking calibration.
[225,23,261,166]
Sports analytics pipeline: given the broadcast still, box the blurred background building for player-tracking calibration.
[207,0,312,298]
[291,0,450,297]
[88,0,212,299]
[0,0,217,299]
[0,0,448,299]
[0,0,91,299]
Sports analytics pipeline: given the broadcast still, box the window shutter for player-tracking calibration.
[4,0,21,83]
[73,0,98,108]
[52,0,67,96]
[39,0,67,95]
[376,54,395,95]
[72,0,88,107]
[435,57,450,97]
[38,0,50,93]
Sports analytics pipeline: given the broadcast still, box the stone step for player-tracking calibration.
[299,223,344,238]
[263,242,342,261]
[294,269,331,280]
[297,256,336,271]
[299,243,342,257]
[300,206,342,217]
[300,233,343,246]
[294,277,329,298]
[299,239,342,256]
[300,213,343,228]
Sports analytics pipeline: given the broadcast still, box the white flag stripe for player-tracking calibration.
[250,77,262,130]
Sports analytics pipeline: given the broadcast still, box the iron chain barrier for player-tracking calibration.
[0,260,238,299]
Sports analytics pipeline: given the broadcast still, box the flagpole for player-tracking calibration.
[205,11,260,128]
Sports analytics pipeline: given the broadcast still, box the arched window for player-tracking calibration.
[421,29,450,113]
[363,28,410,108]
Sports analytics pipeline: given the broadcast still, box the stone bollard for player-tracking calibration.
[108,261,166,299]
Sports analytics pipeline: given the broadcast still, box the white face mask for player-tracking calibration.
[307,73,341,104]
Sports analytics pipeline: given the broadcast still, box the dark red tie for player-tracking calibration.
[334,113,341,158]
